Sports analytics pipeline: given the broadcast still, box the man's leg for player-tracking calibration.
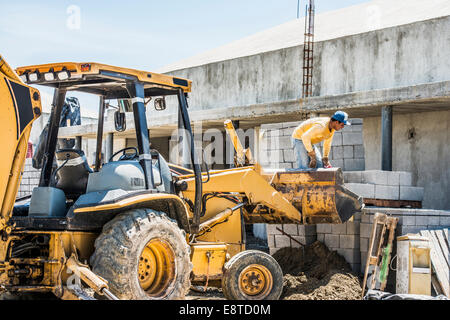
[314,145,324,168]
[292,138,310,169]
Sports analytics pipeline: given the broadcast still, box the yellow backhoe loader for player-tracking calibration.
[0,54,363,300]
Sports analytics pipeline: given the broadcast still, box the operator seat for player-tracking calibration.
[54,149,93,200]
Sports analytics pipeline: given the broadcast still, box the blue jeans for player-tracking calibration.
[292,138,323,169]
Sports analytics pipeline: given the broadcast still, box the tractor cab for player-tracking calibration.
[13,62,203,233]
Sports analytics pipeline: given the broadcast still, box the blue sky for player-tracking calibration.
[1,0,371,116]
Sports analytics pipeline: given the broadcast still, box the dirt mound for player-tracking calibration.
[272,241,362,300]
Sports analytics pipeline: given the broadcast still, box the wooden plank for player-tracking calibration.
[420,230,449,297]
[361,212,386,298]
[431,274,444,296]
[363,198,422,208]
[435,230,450,268]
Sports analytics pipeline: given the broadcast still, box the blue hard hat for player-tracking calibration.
[331,111,351,125]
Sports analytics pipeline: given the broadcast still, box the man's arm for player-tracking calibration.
[322,133,334,158]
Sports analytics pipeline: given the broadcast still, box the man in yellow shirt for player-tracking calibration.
[291,111,350,169]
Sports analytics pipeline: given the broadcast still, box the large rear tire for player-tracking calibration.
[90,208,192,300]
[221,250,283,300]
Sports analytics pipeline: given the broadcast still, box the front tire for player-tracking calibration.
[221,250,283,300]
[90,208,192,300]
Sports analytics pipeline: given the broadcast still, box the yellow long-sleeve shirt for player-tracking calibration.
[292,117,335,157]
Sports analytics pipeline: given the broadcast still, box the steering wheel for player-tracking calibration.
[109,147,139,162]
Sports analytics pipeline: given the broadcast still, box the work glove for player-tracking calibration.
[307,150,316,168]
[322,157,332,168]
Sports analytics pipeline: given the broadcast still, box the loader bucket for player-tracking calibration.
[270,168,364,224]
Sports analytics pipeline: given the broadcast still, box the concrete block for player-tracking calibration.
[291,235,317,247]
[398,171,413,186]
[343,146,354,159]
[345,183,375,198]
[332,146,343,160]
[343,171,362,183]
[362,170,388,185]
[267,129,282,137]
[266,224,283,235]
[324,234,339,249]
[360,237,369,252]
[346,221,360,235]
[399,186,424,201]
[427,215,440,226]
[354,145,364,158]
[360,222,373,238]
[402,215,416,226]
[267,235,275,248]
[342,132,363,146]
[332,132,343,145]
[282,224,298,236]
[274,235,291,248]
[360,252,368,273]
[440,215,450,227]
[337,249,361,264]
[297,225,316,236]
[277,136,293,149]
[331,159,344,169]
[349,124,363,132]
[317,233,325,242]
[331,223,347,235]
[344,158,365,171]
[375,185,399,200]
[282,127,295,136]
[316,223,332,234]
[386,171,400,186]
[340,235,360,249]
[349,118,363,125]
[277,162,292,169]
[283,149,295,162]
[267,150,284,163]
[353,212,362,222]
[415,215,429,226]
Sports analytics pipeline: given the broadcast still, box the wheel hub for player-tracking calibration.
[238,264,273,298]
[138,239,176,297]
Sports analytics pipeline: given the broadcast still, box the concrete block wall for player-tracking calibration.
[266,224,317,256]
[16,158,40,198]
[359,207,450,274]
[316,212,362,273]
[344,170,424,201]
[259,118,364,170]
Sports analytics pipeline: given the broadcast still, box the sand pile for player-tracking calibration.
[272,241,363,300]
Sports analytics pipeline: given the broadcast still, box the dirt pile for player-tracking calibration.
[272,241,362,300]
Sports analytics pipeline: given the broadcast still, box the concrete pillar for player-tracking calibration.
[105,133,114,162]
[381,106,393,171]
[75,136,82,150]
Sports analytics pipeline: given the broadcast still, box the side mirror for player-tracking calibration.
[154,97,166,111]
[114,110,126,132]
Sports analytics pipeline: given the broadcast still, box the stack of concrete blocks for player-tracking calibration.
[359,207,450,275]
[265,224,317,255]
[259,118,364,171]
[343,170,424,202]
[316,212,362,273]
[16,158,40,198]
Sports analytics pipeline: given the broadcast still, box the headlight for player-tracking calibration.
[44,72,55,81]
[19,74,28,82]
[57,70,70,80]
[28,73,39,82]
